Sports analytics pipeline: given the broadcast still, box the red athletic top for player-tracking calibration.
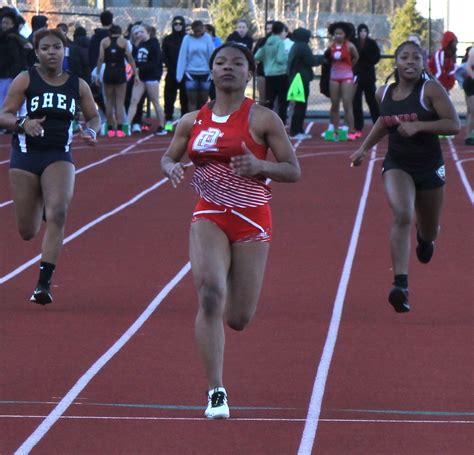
[187,98,272,208]
[330,41,353,80]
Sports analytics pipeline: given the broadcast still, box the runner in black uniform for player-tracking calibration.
[96,24,136,137]
[350,41,460,312]
[0,29,100,305]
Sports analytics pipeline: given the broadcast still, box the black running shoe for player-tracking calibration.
[30,285,53,305]
[388,286,410,313]
[416,230,434,264]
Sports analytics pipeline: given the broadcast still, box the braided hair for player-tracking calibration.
[385,40,432,85]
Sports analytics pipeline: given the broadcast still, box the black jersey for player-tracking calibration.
[104,36,126,68]
[380,79,443,170]
[14,67,79,154]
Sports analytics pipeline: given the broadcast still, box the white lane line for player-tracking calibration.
[14,262,191,455]
[0,175,169,284]
[4,414,472,424]
[447,138,474,205]
[297,147,377,455]
[0,135,153,208]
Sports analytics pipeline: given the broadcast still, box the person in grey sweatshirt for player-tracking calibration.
[176,20,214,111]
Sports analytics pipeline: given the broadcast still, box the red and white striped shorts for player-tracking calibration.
[191,199,272,243]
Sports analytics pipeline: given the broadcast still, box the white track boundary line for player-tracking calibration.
[447,138,474,205]
[4,414,472,424]
[14,262,191,455]
[297,147,377,455]
[0,175,169,285]
[0,135,153,208]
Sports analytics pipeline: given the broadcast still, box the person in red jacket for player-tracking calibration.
[429,31,458,92]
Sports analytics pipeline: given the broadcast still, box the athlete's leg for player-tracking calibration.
[415,186,444,242]
[40,161,75,264]
[114,83,127,125]
[383,169,416,275]
[341,81,356,132]
[465,94,474,140]
[225,241,269,331]
[9,169,43,240]
[329,81,342,130]
[127,79,146,128]
[352,82,364,131]
[104,83,116,128]
[190,220,231,389]
[145,81,165,127]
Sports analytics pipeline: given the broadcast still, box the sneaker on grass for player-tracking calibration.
[205,387,230,419]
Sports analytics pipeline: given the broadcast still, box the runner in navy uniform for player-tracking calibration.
[350,41,460,312]
[0,29,100,305]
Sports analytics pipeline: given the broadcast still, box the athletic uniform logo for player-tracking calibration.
[436,165,446,181]
[381,113,418,127]
[30,92,76,115]
[192,127,224,153]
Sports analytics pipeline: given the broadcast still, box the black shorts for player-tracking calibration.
[10,145,74,176]
[463,77,474,97]
[103,66,126,85]
[382,158,445,191]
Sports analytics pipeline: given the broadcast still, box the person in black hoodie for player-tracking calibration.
[287,27,322,140]
[89,10,113,116]
[88,10,113,71]
[26,15,48,67]
[69,26,91,84]
[226,19,254,51]
[352,23,380,137]
[128,24,166,135]
[162,15,188,130]
[0,10,27,130]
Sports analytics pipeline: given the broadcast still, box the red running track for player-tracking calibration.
[0,126,472,454]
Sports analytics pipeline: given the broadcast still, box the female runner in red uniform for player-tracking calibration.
[325,22,358,141]
[350,41,460,312]
[161,42,300,419]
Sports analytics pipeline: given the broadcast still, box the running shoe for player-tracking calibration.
[290,133,312,140]
[30,284,53,305]
[465,137,474,146]
[204,387,230,419]
[322,130,337,141]
[388,286,410,313]
[107,130,116,138]
[354,131,363,139]
[347,132,358,141]
[154,126,167,136]
[116,130,126,138]
[164,121,174,132]
[141,123,150,132]
[131,123,141,134]
[416,230,434,264]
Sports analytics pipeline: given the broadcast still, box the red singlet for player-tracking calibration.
[187,97,272,242]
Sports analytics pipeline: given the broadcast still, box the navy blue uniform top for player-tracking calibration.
[14,67,80,153]
[380,79,443,170]
[104,36,125,69]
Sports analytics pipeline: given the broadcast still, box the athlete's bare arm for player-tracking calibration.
[161,111,198,187]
